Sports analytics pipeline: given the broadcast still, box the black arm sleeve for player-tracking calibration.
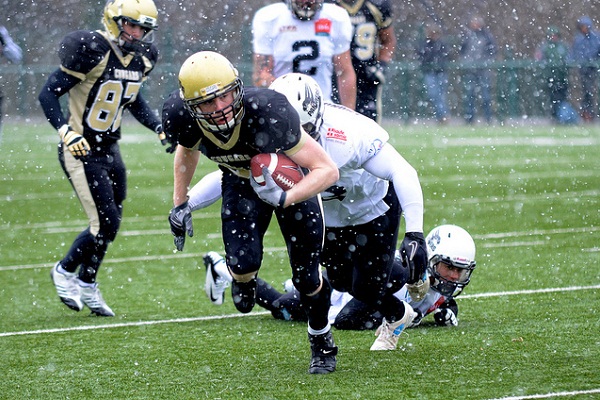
[127,92,162,133]
[38,69,81,130]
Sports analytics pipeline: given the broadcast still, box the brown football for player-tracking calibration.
[250,153,304,191]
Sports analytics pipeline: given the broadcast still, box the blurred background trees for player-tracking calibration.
[2,0,600,120]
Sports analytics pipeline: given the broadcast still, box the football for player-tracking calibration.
[250,153,304,191]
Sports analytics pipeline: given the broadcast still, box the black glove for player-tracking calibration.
[250,167,287,208]
[169,201,193,251]
[434,308,458,326]
[400,232,428,284]
[157,127,177,154]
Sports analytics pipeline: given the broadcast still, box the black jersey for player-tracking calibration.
[58,30,158,141]
[338,0,393,79]
[162,87,303,177]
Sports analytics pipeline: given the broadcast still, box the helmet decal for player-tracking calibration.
[427,228,441,252]
[303,84,320,118]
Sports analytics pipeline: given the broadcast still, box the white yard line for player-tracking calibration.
[486,388,600,400]
[460,284,600,300]
[0,312,270,338]
[1,284,598,338]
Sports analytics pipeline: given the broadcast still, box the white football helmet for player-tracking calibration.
[286,0,323,20]
[426,224,476,297]
[269,73,324,140]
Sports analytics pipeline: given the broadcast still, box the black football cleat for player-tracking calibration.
[308,330,338,374]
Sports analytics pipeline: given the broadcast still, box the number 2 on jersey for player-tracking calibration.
[292,40,319,76]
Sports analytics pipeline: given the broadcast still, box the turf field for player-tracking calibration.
[0,119,598,399]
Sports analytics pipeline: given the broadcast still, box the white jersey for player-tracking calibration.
[318,103,390,227]
[252,3,353,102]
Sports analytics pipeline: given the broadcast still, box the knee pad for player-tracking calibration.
[226,245,262,277]
[292,267,325,295]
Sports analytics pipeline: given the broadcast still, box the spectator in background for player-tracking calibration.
[0,25,23,134]
[460,15,496,124]
[335,0,396,123]
[416,22,450,124]
[570,16,600,122]
[535,26,571,123]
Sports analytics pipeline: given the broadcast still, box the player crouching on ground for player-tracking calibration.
[203,224,476,332]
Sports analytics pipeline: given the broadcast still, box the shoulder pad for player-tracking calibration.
[59,30,110,74]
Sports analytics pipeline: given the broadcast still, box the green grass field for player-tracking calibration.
[0,119,599,399]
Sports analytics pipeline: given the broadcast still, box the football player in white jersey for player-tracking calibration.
[332,224,477,329]
[204,224,476,330]
[187,73,427,351]
[252,0,357,109]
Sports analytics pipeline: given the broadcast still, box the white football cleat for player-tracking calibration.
[80,283,115,317]
[283,278,295,293]
[50,262,83,312]
[370,302,417,351]
[203,251,232,305]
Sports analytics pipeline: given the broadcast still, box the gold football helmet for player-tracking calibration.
[103,0,158,53]
[178,51,245,135]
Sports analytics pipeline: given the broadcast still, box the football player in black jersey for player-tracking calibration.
[39,0,173,317]
[335,0,396,123]
[163,51,340,374]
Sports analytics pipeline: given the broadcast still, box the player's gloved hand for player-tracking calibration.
[368,61,388,85]
[406,271,430,302]
[434,308,458,327]
[400,232,428,284]
[169,201,193,251]
[59,124,90,159]
[250,167,287,208]
[157,125,177,154]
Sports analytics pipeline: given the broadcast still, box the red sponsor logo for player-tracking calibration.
[326,127,347,141]
[315,18,332,36]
